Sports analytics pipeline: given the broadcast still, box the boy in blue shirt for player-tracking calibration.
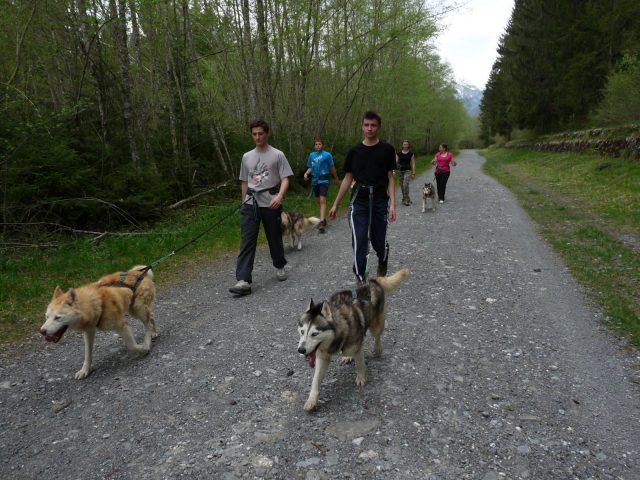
[303,139,340,233]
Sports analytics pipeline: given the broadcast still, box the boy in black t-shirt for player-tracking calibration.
[329,111,396,284]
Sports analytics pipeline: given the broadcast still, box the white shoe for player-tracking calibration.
[439,200,444,204]
[229,280,251,295]
[276,268,287,281]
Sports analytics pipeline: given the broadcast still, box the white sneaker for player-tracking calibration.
[229,280,251,295]
[276,268,287,281]
[439,200,444,204]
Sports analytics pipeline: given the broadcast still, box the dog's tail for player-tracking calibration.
[375,268,408,294]
[307,216,321,227]
[376,268,409,293]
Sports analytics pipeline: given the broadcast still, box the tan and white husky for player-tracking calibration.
[40,265,156,379]
[281,211,321,250]
[297,268,408,411]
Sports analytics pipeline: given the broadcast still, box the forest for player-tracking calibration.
[0,0,471,232]
[480,0,640,142]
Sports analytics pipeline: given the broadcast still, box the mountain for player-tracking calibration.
[456,82,483,117]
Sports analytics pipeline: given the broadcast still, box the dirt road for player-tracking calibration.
[1,150,638,479]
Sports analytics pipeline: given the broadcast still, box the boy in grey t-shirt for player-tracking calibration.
[230,120,294,296]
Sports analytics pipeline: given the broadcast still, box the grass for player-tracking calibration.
[0,155,431,343]
[482,148,640,347]
[0,190,314,343]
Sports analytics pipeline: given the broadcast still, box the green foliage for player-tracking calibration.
[593,54,640,126]
[0,0,470,234]
[481,0,640,140]
[0,188,325,343]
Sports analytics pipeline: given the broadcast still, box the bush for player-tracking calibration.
[593,54,640,126]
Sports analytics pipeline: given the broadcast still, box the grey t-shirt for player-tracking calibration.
[238,145,294,207]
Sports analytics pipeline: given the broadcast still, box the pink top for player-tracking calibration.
[434,152,454,173]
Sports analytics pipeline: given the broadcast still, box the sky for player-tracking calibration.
[434,0,514,90]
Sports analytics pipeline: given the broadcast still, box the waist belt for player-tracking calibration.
[316,174,330,181]
[248,186,280,220]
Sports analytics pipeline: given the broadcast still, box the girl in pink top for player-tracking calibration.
[431,143,457,203]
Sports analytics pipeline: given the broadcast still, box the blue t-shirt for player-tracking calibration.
[306,150,334,185]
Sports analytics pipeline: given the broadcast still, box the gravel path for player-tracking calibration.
[1,150,639,479]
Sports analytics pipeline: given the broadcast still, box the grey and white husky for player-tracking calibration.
[297,268,409,411]
[421,182,437,212]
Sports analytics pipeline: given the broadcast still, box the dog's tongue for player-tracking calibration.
[45,333,62,343]
[305,351,316,369]
[44,325,67,343]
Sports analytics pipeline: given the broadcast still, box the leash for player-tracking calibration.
[136,187,276,275]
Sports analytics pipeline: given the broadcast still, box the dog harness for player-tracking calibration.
[114,269,148,294]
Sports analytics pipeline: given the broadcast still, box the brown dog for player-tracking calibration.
[40,265,156,379]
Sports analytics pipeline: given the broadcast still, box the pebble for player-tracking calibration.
[358,450,379,461]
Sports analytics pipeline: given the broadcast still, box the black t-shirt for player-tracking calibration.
[397,150,413,170]
[345,141,396,200]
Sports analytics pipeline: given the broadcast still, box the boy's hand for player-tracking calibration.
[269,194,283,209]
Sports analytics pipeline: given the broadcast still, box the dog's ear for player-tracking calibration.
[320,301,332,320]
[53,286,64,299]
[308,298,314,310]
[66,288,78,305]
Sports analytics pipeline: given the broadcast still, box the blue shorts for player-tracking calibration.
[312,183,329,197]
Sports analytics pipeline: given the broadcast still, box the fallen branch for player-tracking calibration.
[167,182,230,210]
[0,242,60,248]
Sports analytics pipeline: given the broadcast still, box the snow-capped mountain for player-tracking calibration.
[456,82,483,117]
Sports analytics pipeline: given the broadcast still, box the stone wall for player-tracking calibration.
[506,124,640,159]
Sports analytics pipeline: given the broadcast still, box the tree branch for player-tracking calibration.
[167,181,231,209]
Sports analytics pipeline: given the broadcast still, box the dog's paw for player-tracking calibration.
[304,399,317,412]
[74,368,90,380]
[341,356,353,364]
[297,244,302,251]
[355,374,366,386]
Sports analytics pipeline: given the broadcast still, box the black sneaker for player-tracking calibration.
[355,279,370,301]
[377,259,388,277]
[318,219,327,234]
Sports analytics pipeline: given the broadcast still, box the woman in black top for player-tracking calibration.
[396,140,416,206]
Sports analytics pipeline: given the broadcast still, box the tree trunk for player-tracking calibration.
[161,0,180,165]
[240,0,258,119]
[77,0,109,166]
[255,0,274,123]
[129,0,155,171]
[110,0,140,168]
